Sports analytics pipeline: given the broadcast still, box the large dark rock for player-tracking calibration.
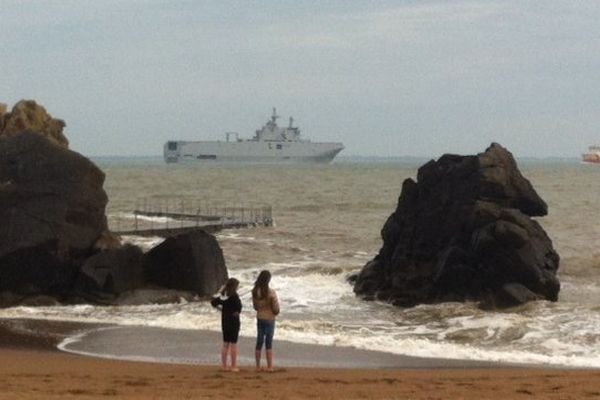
[143,230,228,297]
[353,143,560,308]
[78,244,144,295]
[0,101,232,306]
[0,131,108,294]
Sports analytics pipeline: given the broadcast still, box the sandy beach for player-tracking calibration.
[0,319,599,399]
[1,348,600,400]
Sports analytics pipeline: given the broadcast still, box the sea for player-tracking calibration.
[1,157,599,368]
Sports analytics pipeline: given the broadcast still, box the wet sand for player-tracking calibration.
[60,325,505,369]
[1,319,599,399]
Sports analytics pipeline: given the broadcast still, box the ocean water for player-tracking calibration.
[2,159,599,367]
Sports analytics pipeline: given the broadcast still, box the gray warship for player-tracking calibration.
[163,108,344,163]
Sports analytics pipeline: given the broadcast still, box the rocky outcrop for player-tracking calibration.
[143,231,228,297]
[0,100,230,306]
[353,143,560,308]
[79,244,145,295]
[0,100,68,148]
[0,131,108,294]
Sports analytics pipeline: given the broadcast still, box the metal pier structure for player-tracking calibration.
[109,197,273,238]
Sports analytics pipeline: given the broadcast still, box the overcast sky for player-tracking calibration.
[2,1,599,157]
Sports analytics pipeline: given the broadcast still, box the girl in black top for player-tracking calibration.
[211,278,242,371]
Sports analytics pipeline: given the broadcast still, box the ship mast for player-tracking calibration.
[271,107,279,124]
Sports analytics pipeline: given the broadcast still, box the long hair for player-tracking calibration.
[252,270,271,300]
[222,278,239,297]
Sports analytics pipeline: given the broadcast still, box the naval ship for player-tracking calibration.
[163,108,344,163]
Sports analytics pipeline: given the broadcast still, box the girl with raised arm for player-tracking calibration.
[211,278,242,372]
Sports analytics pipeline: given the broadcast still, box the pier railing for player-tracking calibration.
[108,197,273,237]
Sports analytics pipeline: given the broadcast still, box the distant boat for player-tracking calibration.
[582,145,600,164]
[163,108,344,164]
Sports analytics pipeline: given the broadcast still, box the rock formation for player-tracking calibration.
[0,100,68,148]
[79,244,145,295]
[0,100,229,306]
[353,143,560,309]
[143,231,228,297]
[0,131,108,294]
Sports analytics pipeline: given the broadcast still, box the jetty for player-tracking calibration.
[110,197,273,237]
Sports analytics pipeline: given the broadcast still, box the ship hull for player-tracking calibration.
[164,140,344,164]
[582,154,600,164]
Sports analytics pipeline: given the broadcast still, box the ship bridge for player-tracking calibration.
[253,108,302,142]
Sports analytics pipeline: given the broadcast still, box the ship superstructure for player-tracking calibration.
[164,108,344,163]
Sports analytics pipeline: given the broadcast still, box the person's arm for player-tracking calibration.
[270,290,280,316]
[252,293,259,311]
[233,295,242,317]
[211,284,227,308]
[210,296,223,308]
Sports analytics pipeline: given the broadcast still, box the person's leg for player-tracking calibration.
[221,342,230,370]
[266,349,273,371]
[255,349,262,370]
[265,320,275,371]
[230,343,239,372]
[255,319,265,370]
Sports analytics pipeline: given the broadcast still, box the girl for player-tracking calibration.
[252,270,280,371]
[211,278,242,372]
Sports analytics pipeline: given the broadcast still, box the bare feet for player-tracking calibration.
[220,367,231,372]
[230,368,240,373]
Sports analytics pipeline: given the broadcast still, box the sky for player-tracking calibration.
[1,0,599,158]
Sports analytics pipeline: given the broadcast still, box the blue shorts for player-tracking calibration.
[256,319,275,350]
